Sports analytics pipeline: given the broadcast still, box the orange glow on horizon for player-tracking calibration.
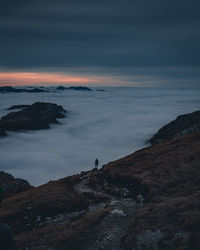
[0,71,131,87]
[0,72,94,86]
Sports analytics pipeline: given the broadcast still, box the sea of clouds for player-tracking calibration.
[0,86,200,186]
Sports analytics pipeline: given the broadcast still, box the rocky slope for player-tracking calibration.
[149,110,200,145]
[0,102,66,136]
[0,127,199,249]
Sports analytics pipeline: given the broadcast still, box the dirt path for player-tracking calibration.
[74,171,139,250]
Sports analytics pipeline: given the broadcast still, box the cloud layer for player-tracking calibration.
[0,86,200,185]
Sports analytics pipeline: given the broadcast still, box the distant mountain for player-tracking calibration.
[0,85,92,93]
[96,89,106,92]
[0,86,48,93]
[28,88,48,93]
[0,86,25,93]
[0,102,66,136]
[56,86,66,90]
[57,85,92,91]
[149,110,200,145]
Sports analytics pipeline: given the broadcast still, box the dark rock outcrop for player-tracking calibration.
[0,86,47,93]
[0,171,33,198]
[0,128,200,249]
[57,86,92,91]
[0,102,66,134]
[149,110,200,145]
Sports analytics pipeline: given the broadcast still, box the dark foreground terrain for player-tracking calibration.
[0,111,200,249]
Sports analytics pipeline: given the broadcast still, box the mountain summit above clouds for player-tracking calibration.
[0,102,67,136]
[0,111,200,249]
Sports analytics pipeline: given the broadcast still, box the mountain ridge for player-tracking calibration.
[0,111,200,249]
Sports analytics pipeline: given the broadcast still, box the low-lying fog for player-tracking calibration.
[0,87,200,186]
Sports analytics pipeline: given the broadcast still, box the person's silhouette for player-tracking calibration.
[95,158,99,168]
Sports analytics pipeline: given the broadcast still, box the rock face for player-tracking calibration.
[0,86,47,93]
[149,110,200,145]
[0,102,66,135]
[0,129,200,249]
[0,171,33,198]
[57,86,92,91]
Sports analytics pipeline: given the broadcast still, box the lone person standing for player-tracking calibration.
[95,158,99,168]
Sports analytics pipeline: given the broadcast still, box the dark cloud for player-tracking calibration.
[0,0,200,84]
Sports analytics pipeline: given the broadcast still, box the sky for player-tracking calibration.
[0,0,200,86]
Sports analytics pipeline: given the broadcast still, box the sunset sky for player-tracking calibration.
[0,0,200,86]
